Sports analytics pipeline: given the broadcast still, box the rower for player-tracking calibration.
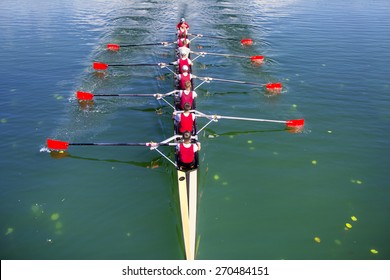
[177,34,190,49]
[176,80,197,110]
[158,47,192,75]
[176,65,197,90]
[175,34,190,58]
[176,130,200,171]
[176,18,190,38]
[172,47,193,74]
[174,102,197,135]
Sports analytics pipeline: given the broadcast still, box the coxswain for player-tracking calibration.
[176,65,197,90]
[176,130,200,170]
[174,102,197,135]
[177,80,197,110]
[176,18,190,38]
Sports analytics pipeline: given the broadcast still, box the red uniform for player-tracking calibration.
[178,73,192,90]
[177,28,188,38]
[177,38,189,48]
[178,113,195,134]
[179,143,195,163]
[179,91,194,109]
[178,58,191,74]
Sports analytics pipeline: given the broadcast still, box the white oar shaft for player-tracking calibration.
[153,148,177,168]
[197,76,264,86]
[191,54,203,62]
[159,97,175,109]
[217,115,286,124]
[193,79,209,90]
[196,118,217,134]
[162,65,176,75]
[194,111,286,124]
[191,51,248,59]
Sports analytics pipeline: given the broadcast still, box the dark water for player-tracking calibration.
[1,0,389,260]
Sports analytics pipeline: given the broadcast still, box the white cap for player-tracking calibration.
[182,65,189,71]
[180,47,189,56]
[181,18,185,23]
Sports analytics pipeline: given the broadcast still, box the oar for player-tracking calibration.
[196,76,282,91]
[47,139,177,151]
[188,33,253,45]
[93,61,165,71]
[107,41,175,51]
[191,51,264,63]
[76,90,177,101]
[195,112,305,129]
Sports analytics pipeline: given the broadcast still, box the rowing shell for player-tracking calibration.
[173,34,198,260]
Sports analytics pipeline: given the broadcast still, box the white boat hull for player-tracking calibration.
[177,169,198,260]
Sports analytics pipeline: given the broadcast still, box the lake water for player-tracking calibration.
[1,0,389,260]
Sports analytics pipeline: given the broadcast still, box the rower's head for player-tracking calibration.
[180,48,189,57]
[180,18,185,23]
[183,130,191,141]
[183,102,191,111]
[182,65,189,72]
[185,80,191,89]
[183,38,190,45]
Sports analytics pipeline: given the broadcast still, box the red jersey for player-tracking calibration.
[180,91,194,109]
[178,58,191,74]
[177,38,189,48]
[179,73,191,90]
[178,113,194,133]
[177,28,188,38]
[179,143,195,163]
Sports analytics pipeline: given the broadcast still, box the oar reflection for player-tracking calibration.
[50,151,164,170]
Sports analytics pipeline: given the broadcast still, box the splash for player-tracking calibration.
[39,146,51,153]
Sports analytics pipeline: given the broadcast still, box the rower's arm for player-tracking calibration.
[163,90,179,97]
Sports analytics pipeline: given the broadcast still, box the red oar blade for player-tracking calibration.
[93,61,108,71]
[265,82,283,94]
[250,55,264,64]
[286,119,305,133]
[47,139,69,151]
[107,44,120,51]
[76,91,94,101]
[286,119,305,128]
[241,38,253,46]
